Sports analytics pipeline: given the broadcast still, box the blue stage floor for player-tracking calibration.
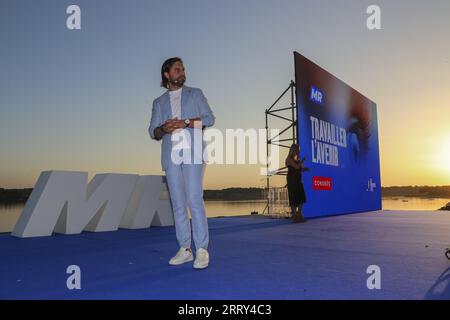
[1,210,450,300]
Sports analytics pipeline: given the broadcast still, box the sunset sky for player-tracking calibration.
[0,0,449,189]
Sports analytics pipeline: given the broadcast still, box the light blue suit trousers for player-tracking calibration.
[165,161,208,250]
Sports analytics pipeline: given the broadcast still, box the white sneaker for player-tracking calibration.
[193,248,209,269]
[169,247,194,265]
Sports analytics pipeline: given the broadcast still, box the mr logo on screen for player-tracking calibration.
[309,86,324,105]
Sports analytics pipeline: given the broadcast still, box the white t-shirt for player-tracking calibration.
[169,87,182,119]
[169,87,190,150]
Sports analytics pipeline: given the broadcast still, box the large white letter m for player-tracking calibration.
[12,171,174,238]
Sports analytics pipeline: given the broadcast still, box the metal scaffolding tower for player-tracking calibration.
[262,80,297,215]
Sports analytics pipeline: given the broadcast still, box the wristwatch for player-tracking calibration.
[184,119,190,128]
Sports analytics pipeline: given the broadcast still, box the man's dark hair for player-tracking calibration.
[160,57,183,89]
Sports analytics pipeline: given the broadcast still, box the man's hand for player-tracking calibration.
[165,117,203,131]
[153,118,183,140]
[154,117,205,140]
[162,118,185,133]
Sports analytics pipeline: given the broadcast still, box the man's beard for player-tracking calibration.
[169,77,186,87]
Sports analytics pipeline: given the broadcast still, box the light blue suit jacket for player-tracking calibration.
[148,85,215,171]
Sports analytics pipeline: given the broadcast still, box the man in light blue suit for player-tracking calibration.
[148,57,215,269]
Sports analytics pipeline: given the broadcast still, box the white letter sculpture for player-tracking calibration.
[12,171,174,238]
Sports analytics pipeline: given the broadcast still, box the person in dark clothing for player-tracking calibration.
[285,143,309,223]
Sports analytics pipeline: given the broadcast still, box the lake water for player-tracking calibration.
[1,197,449,233]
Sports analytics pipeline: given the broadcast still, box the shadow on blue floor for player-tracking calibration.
[425,267,450,300]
